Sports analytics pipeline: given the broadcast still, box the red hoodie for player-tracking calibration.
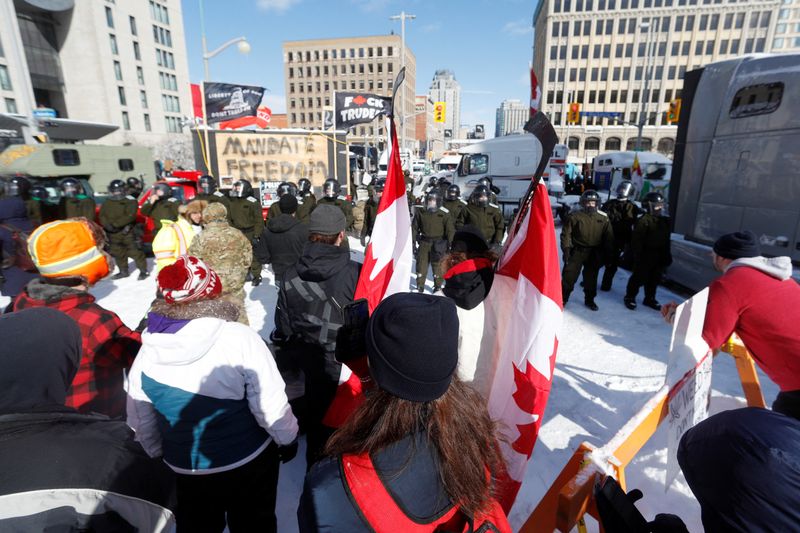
[702,256,800,391]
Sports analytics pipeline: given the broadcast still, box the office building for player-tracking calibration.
[772,0,800,52]
[0,0,193,147]
[495,99,529,136]
[282,35,417,151]
[532,0,780,160]
[428,69,461,140]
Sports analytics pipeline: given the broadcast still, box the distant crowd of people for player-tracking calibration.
[0,172,798,532]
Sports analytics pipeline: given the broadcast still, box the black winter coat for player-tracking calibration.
[255,214,309,279]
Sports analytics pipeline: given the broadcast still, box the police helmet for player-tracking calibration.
[425,189,442,213]
[198,175,216,195]
[580,190,600,212]
[323,179,340,198]
[298,178,312,194]
[471,185,491,208]
[231,179,253,198]
[373,178,386,194]
[478,177,493,189]
[616,181,634,200]
[60,178,81,199]
[126,176,144,196]
[445,184,461,202]
[5,176,31,198]
[152,182,173,199]
[428,176,439,187]
[643,191,666,215]
[108,179,126,198]
[278,181,298,198]
[30,185,49,201]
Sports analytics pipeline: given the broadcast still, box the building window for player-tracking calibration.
[567,136,580,150]
[605,137,621,151]
[118,87,127,106]
[105,6,114,28]
[110,34,118,55]
[610,90,618,103]
[735,12,744,28]
[140,90,148,108]
[133,41,141,60]
[581,45,589,59]
[0,65,13,90]
[122,111,130,130]
[129,15,137,35]
[585,137,600,151]
[137,66,145,85]
[5,98,17,113]
[773,38,784,49]
[658,138,675,154]
[113,60,123,81]
[143,113,151,131]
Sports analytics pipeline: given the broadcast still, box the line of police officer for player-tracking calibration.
[561,182,670,311]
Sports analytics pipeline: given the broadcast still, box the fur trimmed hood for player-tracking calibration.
[149,297,239,323]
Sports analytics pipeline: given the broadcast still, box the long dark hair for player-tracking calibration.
[325,377,506,517]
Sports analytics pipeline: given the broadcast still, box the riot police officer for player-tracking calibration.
[443,184,467,229]
[412,189,455,293]
[194,175,231,213]
[296,178,317,222]
[58,178,96,220]
[477,177,500,204]
[561,190,614,310]
[126,176,144,198]
[462,185,504,246]
[99,180,148,280]
[228,179,264,286]
[624,191,671,311]
[5,176,41,227]
[601,181,642,291]
[266,181,298,221]
[140,182,180,233]
[317,179,354,230]
[361,178,384,246]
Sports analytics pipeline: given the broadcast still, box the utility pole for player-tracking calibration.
[636,19,658,151]
[390,11,415,154]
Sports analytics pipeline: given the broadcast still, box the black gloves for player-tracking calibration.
[649,514,689,533]
[277,440,298,463]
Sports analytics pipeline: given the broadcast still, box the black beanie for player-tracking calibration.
[713,230,761,259]
[451,224,489,254]
[278,194,298,214]
[366,293,459,402]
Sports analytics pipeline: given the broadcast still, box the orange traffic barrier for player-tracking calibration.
[520,337,764,533]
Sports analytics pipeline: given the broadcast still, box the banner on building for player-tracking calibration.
[334,92,392,130]
[203,82,266,124]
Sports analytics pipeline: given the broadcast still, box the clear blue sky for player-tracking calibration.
[182,0,537,137]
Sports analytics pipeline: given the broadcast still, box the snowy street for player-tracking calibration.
[1,232,778,532]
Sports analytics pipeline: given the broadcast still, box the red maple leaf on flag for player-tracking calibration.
[511,361,542,458]
[353,95,367,105]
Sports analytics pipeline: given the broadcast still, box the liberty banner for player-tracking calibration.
[334,92,392,130]
[203,82,265,124]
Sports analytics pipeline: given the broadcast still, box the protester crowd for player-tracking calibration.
[0,173,798,533]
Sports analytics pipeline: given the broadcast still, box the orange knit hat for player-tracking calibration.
[27,218,110,285]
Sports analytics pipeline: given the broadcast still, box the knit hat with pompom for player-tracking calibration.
[157,255,222,304]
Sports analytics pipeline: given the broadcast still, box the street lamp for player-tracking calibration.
[635,19,659,151]
[199,0,251,81]
[390,11,416,153]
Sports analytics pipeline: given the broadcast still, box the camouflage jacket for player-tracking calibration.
[188,220,253,295]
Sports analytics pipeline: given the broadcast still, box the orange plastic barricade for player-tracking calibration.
[521,337,764,533]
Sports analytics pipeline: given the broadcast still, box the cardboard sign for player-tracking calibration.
[664,288,712,489]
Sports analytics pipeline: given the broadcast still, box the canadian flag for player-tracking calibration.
[529,67,541,118]
[483,113,562,512]
[322,117,412,427]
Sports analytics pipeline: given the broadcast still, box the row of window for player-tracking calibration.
[156,49,175,70]
[153,25,172,48]
[551,11,770,38]
[289,77,395,95]
[125,113,182,133]
[159,72,178,91]
[563,136,675,154]
[288,61,394,79]
[554,0,752,14]
[547,87,683,106]
[162,94,180,113]
[775,22,800,34]
[774,36,800,48]
[287,46,394,62]
[149,1,170,25]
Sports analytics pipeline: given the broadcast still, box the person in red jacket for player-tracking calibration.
[662,230,800,417]
[11,219,140,418]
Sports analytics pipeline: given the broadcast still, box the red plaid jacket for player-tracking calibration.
[12,287,141,418]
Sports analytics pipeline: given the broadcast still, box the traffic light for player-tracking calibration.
[434,101,446,123]
[567,102,581,124]
[667,98,682,124]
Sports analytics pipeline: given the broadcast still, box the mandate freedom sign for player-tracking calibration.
[215,132,330,185]
[334,92,392,129]
[204,82,266,124]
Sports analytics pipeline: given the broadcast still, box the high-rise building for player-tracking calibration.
[282,35,416,151]
[532,0,780,160]
[495,99,529,136]
[428,69,461,141]
[772,0,800,52]
[0,0,192,147]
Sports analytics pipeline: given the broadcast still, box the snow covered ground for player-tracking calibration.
[0,232,778,532]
